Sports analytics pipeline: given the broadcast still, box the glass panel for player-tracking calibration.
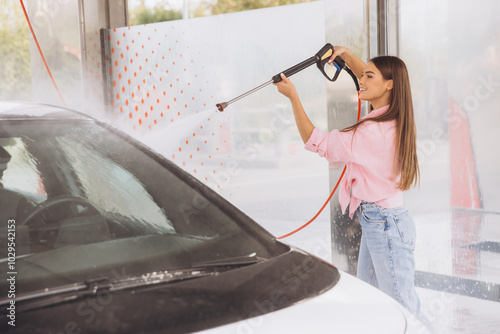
[25,0,83,111]
[400,0,500,332]
[401,0,500,275]
[0,2,33,101]
[127,0,317,23]
[128,0,182,24]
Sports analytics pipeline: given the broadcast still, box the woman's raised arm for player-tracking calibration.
[274,73,315,144]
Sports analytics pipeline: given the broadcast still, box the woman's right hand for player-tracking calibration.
[329,46,366,80]
[328,46,351,65]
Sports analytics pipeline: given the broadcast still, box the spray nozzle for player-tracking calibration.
[216,102,227,112]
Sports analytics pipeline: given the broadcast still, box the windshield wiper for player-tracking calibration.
[0,255,267,313]
[107,254,267,291]
[190,253,266,269]
[0,269,216,312]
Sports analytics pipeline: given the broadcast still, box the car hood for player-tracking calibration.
[200,271,431,334]
[0,249,340,333]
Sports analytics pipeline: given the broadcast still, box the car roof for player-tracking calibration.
[0,101,93,121]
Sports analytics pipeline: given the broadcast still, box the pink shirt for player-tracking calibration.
[305,105,403,218]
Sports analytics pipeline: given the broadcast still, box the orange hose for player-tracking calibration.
[20,0,67,107]
[277,91,361,239]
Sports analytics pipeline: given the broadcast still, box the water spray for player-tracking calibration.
[216,43,359,111]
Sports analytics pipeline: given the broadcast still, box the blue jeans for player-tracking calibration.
[356,201,421,315]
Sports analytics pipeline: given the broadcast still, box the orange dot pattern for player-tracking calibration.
[104,23,233,187]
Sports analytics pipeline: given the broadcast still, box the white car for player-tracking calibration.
[0,102,429,333]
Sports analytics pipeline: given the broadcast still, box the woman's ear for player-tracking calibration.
[386,79,394,91]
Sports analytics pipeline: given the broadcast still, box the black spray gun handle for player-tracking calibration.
[272,43,345,83]
[316,43,344,82]
[272,56,316,83]
[314,43,359,91]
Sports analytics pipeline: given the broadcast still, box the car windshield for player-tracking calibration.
[0,117,286,295]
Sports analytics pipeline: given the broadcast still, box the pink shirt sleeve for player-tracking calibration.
[305,123,395,168]
[304,127,358,163]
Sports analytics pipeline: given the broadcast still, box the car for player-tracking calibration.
[0,102,429,333]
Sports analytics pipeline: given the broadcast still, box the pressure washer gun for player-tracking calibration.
[216,43,359,111]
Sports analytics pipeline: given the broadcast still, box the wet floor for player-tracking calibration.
[417,287,500,334]
[254,209,500,334]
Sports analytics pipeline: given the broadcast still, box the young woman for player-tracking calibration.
[274,46,421,315]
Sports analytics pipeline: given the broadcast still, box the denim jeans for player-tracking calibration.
[356,201,421,315]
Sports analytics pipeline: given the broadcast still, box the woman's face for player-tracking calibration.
[359,61,393,108]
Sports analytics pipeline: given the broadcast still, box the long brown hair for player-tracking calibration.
[341,56,419,190]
